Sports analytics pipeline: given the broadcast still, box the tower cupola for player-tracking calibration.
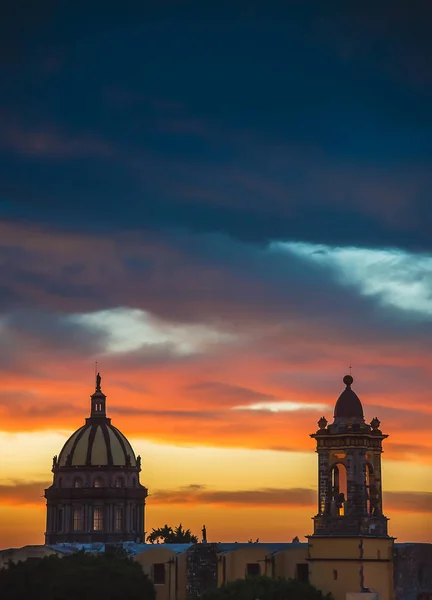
[334,374,364,421]
[90,372,107,419]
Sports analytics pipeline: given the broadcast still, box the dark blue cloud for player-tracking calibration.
[1,1,431,250]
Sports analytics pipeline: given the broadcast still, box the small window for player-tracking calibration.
[246,563,260,577]
[132,477,137,487]
[94,478,104,488]
[333,569,338,581]
[58,477,62,488]
[74,477,83,488]
[296,563,309,583]
[73,507,82,531]
[377,550,381,559]
[153,563,166,585]
[93,507,104,531]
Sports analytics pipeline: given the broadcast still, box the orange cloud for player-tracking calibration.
[1,220,432,548]
[0,482,50,506]
[1,481,431,516]
[150,487,432,515]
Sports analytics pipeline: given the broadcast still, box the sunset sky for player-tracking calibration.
[1,2,432,549]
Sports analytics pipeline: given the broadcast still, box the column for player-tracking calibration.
[318,451,329,514]
[125,501,131,534]
[46,504,53,537]
[64,504,71,535]
[373,450,383,512]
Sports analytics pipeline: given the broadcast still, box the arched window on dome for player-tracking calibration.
[58,477,63,488]
[93,477,104,488]
[132,477,137,488]
[74,477,83,488]
[115,477,124,488]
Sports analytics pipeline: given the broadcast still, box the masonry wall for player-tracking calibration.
[186,544,218,598]
[394,544,432,600]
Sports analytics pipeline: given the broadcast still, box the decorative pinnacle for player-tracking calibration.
[343,374,354,387]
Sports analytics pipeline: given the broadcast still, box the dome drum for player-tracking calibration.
[51,469,145,490]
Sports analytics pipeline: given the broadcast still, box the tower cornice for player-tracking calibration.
[311,431,389,440]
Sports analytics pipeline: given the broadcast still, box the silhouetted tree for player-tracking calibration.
[147,523,198,544]
[0,549,155,600]
[199,575,333,600]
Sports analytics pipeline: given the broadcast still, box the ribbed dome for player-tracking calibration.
[57,373,137,467]
[58,421,136,467]
[334,375,364,420]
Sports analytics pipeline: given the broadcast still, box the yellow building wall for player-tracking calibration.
[176,552,189,600]
[308,537,394,600]
[219,546,274,584]
[273,546,309,579]
[134,546,189,600]
[308,537,392,560]
[0,540,394,600]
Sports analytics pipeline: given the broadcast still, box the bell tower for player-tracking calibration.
[307,375,394,600]
[311,374,388,537]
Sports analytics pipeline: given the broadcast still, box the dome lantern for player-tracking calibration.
[89,372,107,419]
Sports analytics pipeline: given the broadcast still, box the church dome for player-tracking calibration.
[57,373,136,468]
[334,375,364,420]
